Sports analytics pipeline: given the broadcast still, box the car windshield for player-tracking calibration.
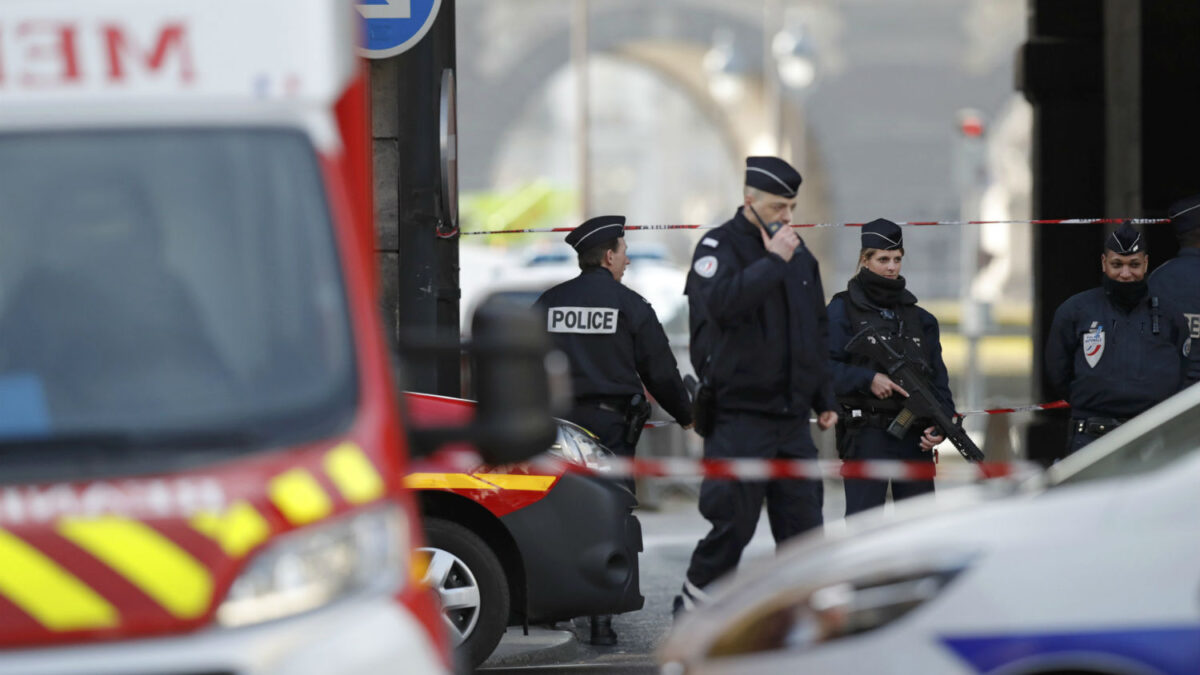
[0,130,355,450]
[1049,384,1200,486]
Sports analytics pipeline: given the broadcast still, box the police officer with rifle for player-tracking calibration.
[827,219,967,516]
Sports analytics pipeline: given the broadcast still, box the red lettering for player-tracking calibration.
[104,23,194,83]
[17,21,80,87]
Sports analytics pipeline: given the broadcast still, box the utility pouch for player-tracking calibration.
[623,394,653,446]
[692,380,716,438]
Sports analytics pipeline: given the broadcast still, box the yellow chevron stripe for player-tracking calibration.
[191,500,271,558]
[269,468,333,525]
[325,443,385,504]
[474,474,556,492]
[59,517,212,620]
[403,472,555,492]
[403,473,496,490]
[0,528,117,631]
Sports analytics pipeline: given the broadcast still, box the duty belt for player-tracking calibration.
[578,396,630,414]
[1073,417,1127,437]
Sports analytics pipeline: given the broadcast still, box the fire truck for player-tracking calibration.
[0,1,555,673]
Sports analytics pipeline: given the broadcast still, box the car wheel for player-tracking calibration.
[420,518,510,669]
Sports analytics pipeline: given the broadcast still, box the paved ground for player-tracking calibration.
[476,480,847,674]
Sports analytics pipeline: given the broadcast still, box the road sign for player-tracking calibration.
[357,0,442,59]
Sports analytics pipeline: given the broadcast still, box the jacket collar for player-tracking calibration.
[581,266,615,280]
[731,208,761,239]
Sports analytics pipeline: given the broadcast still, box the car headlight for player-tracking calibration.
[548,420,612,470]
[703,562,967,659]
[216,505,407,627]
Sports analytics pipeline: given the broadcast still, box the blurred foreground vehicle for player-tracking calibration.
[659,383,1200,675]
[0,2,554,674]
[404,393,644,669]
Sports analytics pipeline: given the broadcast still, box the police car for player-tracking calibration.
[403,393,643,669]
[658,383,1200,675]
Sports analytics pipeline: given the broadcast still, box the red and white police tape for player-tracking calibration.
[460,218,1169,236]
[432,447,1040,483]
[539,455,1040,483]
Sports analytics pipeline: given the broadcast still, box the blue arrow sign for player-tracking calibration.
[357,0,443,59]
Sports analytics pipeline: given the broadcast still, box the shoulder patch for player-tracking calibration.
[1082,322,1105,368]
[701,237,719,248]
[694,255,719,278]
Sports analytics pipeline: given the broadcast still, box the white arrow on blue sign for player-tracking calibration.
[357,0,444,59]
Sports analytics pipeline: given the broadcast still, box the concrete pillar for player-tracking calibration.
[370,1,461,397]
[1019,0,1106,464]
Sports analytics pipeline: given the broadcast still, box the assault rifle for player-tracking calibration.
[845,325,985,463]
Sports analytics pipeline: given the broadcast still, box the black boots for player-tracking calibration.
[589,614,617,646]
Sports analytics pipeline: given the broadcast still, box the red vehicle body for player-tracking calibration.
[0,2,549,673]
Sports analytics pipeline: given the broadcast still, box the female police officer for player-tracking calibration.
[826,218,956,516]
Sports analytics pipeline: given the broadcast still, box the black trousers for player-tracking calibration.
[685,411,821,589]
[567,404,636,493]
[842,427,934,517]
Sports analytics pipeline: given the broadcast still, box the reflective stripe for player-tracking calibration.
[269,468,333,525]
[404,472,555,492]
[477,474,556,492]
[0,528,117,631]
[404,473,496,490]
[59,517,212,620]
[191,500,271,558]
[325,443,385,504]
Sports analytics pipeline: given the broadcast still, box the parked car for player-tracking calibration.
[658,383,1200,675]
[403,392,643,668]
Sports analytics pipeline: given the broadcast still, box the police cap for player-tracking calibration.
[1105,223,1144,255]
[745,156,802,198]
[565,215,625,252]
[1167,194,1200,237]
[861,218,903,251]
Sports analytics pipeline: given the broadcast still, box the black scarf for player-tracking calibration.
[852,268,914,308]
[1102,276,1148,312]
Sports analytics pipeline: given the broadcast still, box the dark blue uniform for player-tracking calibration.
[1046,287,1189,454]
[827,284,954,515]
[682,209,836,590]
[535,267,693,460]
[1149,247,1200,386]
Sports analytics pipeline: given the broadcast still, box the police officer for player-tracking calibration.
[536,215,694,460]
[675,156,838,614]
[1150,194,1200,386]
[534,215,694,645]
[1046,224,1191,455]
[826,219,955,516]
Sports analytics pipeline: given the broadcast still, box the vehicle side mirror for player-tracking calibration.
[400,297,564,465]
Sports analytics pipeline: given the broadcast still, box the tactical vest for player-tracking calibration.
[834,285,931,413]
